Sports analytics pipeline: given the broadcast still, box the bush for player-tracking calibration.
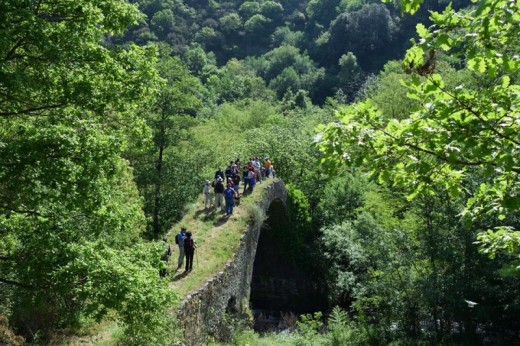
[0,315,24,346]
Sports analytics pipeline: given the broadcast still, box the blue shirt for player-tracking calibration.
[177,232,185,247]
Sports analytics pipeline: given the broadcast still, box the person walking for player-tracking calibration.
[253,157,262,184]
[264,157,272,178]
[176,227,187,270]
[224,182,238,215]
[248,167,256,193]
[184,231,196,272]
[242,165,250,194]
[203,180,213,209]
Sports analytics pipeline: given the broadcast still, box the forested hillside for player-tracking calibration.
[1,0,519,344]
[119,0,470,103]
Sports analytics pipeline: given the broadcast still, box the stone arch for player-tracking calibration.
[177,179,289,345]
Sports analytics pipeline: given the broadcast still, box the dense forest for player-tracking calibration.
[1,0,519,344]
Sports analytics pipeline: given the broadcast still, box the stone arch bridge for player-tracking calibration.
[176,179,291,344]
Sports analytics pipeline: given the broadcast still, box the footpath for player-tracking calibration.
[167,179,274,306]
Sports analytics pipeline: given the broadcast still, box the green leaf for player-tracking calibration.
[402,0,424,14]
[416,23,429,38]
[501,75,511,88]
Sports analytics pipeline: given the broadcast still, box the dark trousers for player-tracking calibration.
[185,251,194,271]
[243,178,249,193]
[225,198,235,215]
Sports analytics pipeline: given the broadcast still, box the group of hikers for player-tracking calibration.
[160,156,273,277]
[203,156,274,215]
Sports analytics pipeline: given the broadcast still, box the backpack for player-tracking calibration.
[175,233,180,245]
[215,180,224,193]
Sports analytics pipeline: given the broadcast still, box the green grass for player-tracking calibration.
[215,329,297,346]
[166,179,275,303]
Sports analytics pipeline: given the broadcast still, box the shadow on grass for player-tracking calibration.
[172,269,190,282]
[194,207,213,218]
[194,207,221,222]
[193,206,237,227]
[213,214,231,227]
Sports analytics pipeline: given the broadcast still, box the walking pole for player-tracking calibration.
[196,249,198,268]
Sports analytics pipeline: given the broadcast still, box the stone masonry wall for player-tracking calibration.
[176,179,287,345]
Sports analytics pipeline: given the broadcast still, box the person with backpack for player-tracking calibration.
[159,238,171,278]
[184,231,196,272]
[214,177,225,211]
[175,227,187,270]
[224,182,238,215]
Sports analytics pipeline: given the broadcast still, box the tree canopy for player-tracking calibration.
[1,0,174,343]
[316,0,520,264]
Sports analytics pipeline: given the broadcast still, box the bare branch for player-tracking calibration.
[3,38,25,62]
[0,277,39,290]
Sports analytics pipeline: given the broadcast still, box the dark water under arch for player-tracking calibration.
[250,198,328,331]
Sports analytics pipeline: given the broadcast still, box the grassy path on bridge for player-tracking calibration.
[166,178,276,306]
